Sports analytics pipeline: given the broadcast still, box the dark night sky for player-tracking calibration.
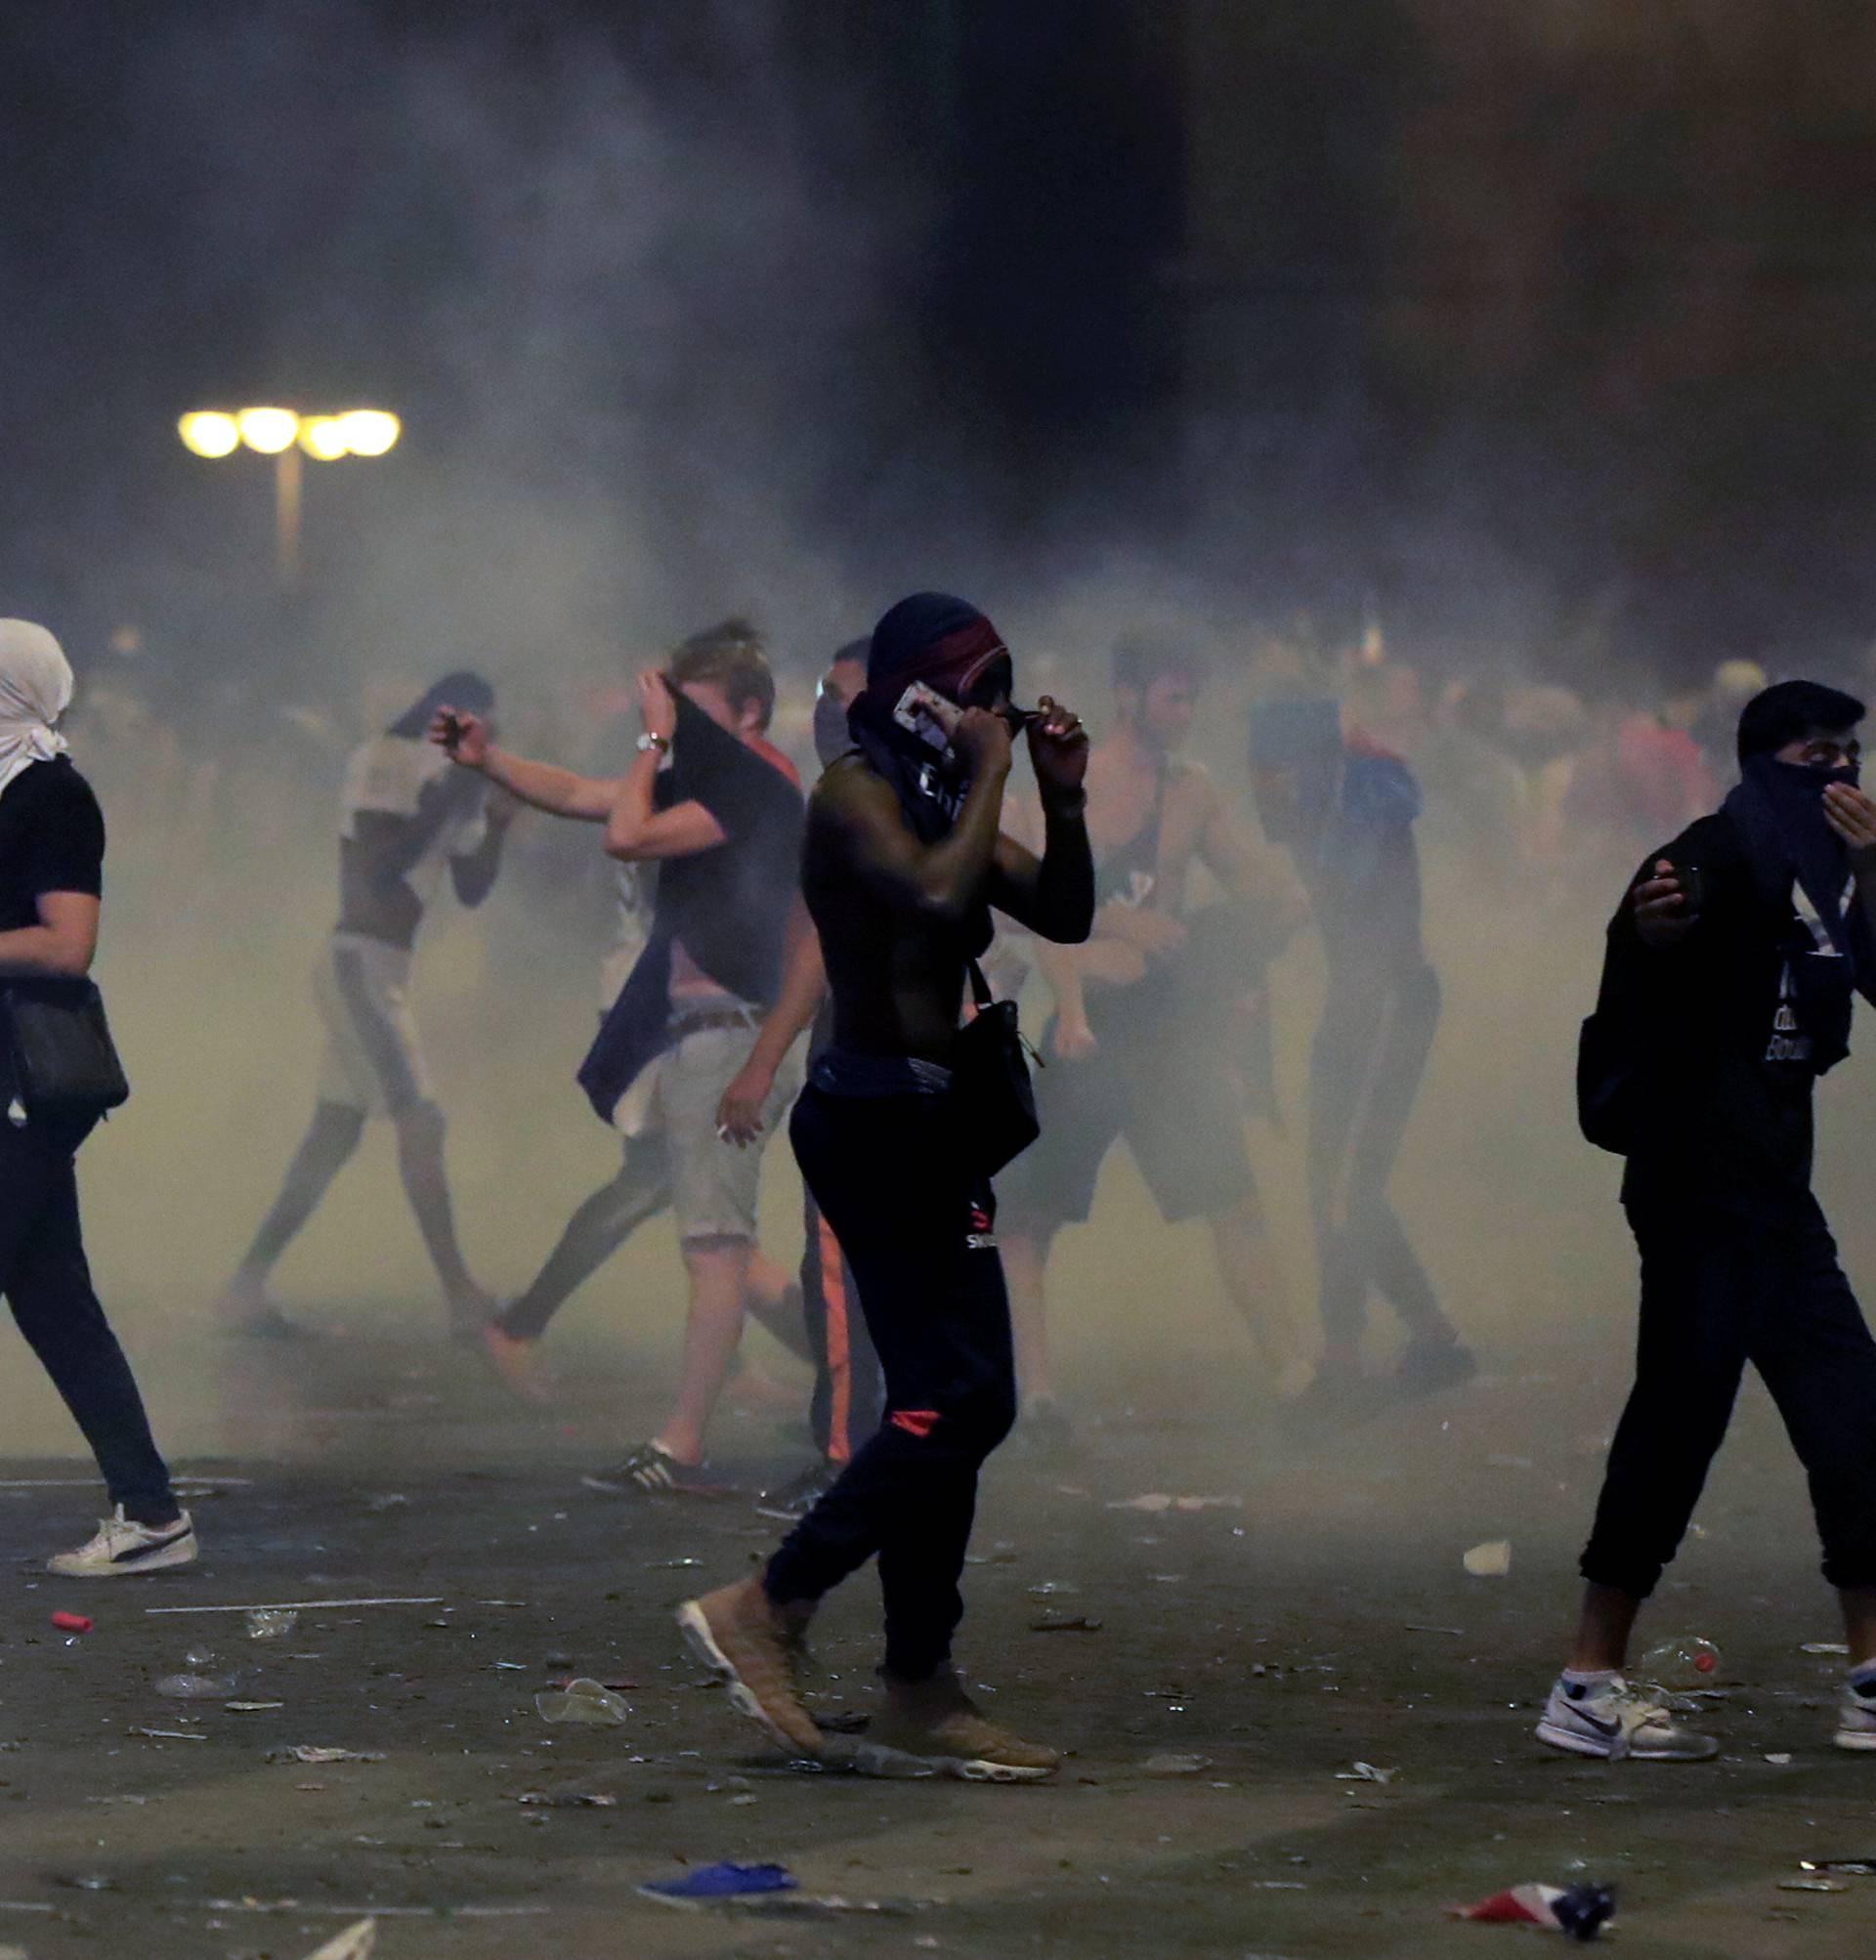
[2,0,1873,694]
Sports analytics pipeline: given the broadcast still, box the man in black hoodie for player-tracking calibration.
[1540,679,1876,1763]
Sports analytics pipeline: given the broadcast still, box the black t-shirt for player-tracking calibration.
[654,696,805,1004]
[0,756,104,932]
[0,756,106,1102]
[1600,811,1833,1204]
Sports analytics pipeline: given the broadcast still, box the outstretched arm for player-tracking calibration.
[430,708,621,822]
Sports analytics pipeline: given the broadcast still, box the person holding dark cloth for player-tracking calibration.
[222,672,514,1340]
[1540,679,1876,1761]
[0,619,195,1576]
[436,625,810,1483]
[678,592,1092,1780]
[1247,698,1476,1417]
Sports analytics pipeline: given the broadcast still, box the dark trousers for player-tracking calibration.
[765,1086,1017,1680]
[1308,964,1443,1347]
[800,1184,884,1463]
[0,1118,174,1520]
[1581,1183,1876,1598]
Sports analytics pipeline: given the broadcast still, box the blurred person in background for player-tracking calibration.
[220,674,514,1341]
[715,641,889,1524]
[0,620,196,1576]
[439,623,810,1488]
[999,635,1312,1456]
[1544,680,1876,1761]
[1689,658,1769,784]
[679,592,1091,1780]
[1248,698,1477,1423]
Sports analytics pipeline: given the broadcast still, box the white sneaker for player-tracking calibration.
[1535,1674,1718,1762]
[1834,1681,1876,1752]
[48,1507,197,1578]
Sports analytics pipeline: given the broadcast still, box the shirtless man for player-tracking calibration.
[678,591,1092,1779]
[1000,635,1311,1447]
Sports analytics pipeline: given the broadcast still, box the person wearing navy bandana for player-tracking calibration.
[1540,679,1876,1762]
[678,593,1092,1780]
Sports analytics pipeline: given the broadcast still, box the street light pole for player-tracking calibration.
[177,406,400,593]
[275,444,304,592]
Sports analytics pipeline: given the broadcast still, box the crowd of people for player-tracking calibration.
[7,599,1876,1777]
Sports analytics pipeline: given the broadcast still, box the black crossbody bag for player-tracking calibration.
[1,980,131,1122]
[952,958,1042,1177]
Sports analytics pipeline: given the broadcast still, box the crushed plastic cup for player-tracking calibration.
[245,1608,300,1640]
[534,1677,629,1726]
[155,1672,240,1700]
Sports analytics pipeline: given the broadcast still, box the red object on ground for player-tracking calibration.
[51,1611,93,1634]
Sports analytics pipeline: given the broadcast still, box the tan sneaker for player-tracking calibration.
[859,1671,1061,1783]
[676,1576,824,1759]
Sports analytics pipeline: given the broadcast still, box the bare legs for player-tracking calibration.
[225,1097,490,1333]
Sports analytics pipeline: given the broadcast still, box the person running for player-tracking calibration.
[999,635,1311,1453]
[714,643,886,1522]
[0,619,196,1576]
[221,673,514,1340]
[1247,697,1476,1418]
[440,624,809,1484]
[678,591,1092,1780]
[1541,679,1876,1762]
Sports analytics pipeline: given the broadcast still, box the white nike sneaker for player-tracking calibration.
[48,1507,197,1578]
[1833,1681,1876,1752]
[1535,1674,1719,1762]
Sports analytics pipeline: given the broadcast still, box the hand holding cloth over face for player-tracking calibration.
[577,689,805,1125]
[843,592,1040,1172]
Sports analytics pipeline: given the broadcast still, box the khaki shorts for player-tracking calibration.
[626,1014,801,1242]
[313,932,434,1115]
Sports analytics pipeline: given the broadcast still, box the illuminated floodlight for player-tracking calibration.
[298,415,350,460]
[237,406,301,454]
[335,408,400,457]
[177,411,240,458]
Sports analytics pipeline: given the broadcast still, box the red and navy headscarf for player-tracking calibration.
[848,591,1005,952]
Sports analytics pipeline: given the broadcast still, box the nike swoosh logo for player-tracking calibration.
[1565,1704,1621,1736]
[111,1525,192,1562]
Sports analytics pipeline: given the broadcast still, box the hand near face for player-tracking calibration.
[1825,781,1876,873]
[1027,695,1088,802]
[638,670,678,743]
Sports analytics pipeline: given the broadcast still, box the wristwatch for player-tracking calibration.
[636,732,670,755]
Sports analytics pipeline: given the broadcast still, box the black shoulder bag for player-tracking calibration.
[952,958,1041,1177]
[2,980,131,1123]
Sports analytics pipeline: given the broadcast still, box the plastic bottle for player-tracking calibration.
[1637,1637,1720,1690]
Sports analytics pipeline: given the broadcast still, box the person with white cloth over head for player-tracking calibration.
[0,619,195,1575]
